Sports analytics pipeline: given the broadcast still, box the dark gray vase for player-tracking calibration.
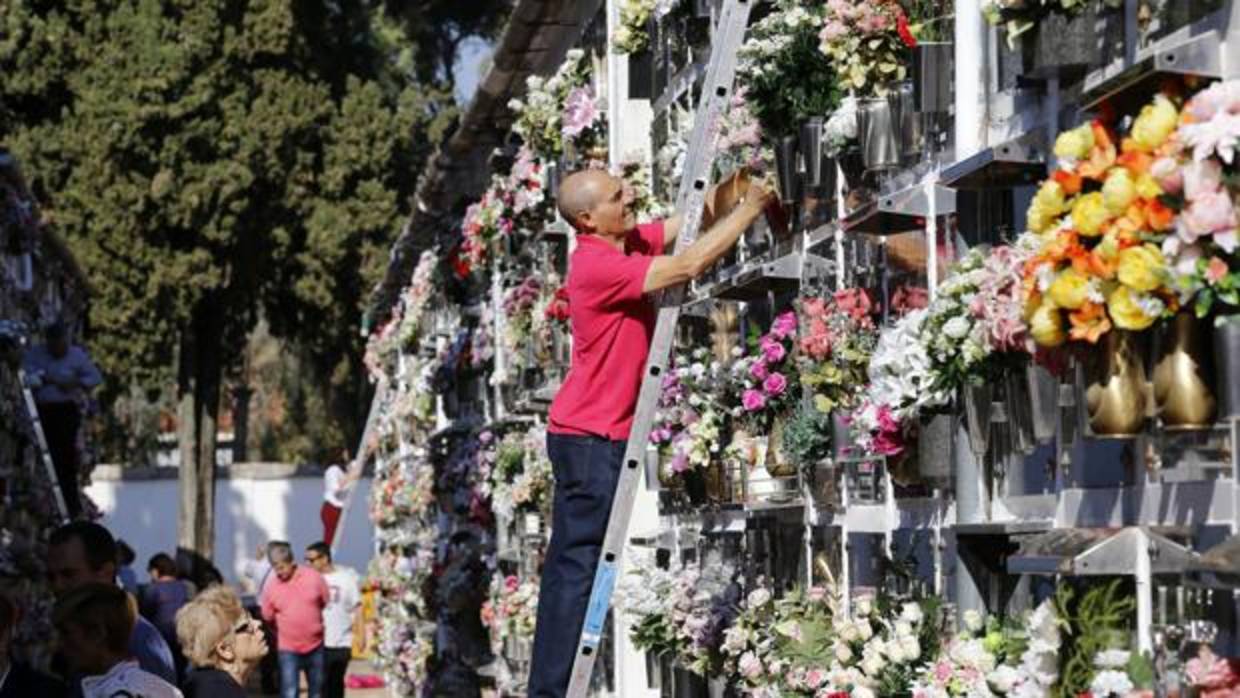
[1215,314,1240,419]
[773,134,801,204]
[912,42,953,114]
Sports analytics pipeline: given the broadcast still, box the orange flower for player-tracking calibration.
[1117,149,1153,174]
[1078,122,1118,180]
[1068,302,1113,343]
[1052,169,1084,195]
[1145,198,1175,231]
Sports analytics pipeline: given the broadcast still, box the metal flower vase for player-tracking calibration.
[1005,369,1038,454]
[773,134,800,204]
[1082,329,1149,438]
[912,42,954,114]
[764,414,798,478]
[1216,314,1240,419]
[918,413,954,486]
[831,411,855,459]
[800,117,837,197]
[1153,310,1217,429]
[857,95,902,171]
[1027,362,1061,443]
[673,665,708,698]
[645,650,661,689]
[962,383,993,463]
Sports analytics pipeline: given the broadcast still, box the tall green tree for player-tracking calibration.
[0,0,448,556]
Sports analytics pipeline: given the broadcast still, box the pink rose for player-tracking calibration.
[763,372,787,397]
[1182,189,1237,239]
[742,389,767,412]
[1150,156,1183,195]
[805,669,826,689]
[760,336,786,363]
[750,360,769,381]
[771,311,798,339]
[1207,256,1231,284]
[1184,159,1225,200]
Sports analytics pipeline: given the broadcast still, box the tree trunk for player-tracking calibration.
[231,384,251,464]
[177,305,224,559]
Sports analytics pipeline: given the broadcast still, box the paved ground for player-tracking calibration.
[247,659,387,697]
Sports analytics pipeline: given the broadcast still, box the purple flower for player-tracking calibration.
[749,360,769,381]
[763,372,787,397]
[770,311,798,339]
[670,451,690,473]
[562,86,600,138]
[742,389,766,412]
[760,336,786,363]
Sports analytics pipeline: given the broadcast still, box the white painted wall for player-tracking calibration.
[85,466,375,586]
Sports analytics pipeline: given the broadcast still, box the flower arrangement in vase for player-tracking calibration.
[818,0,914,98]
[737,1,841,139]
[649,348,729,483]
[509,49,596,161]
[911,598,1064,696]
[1022,93,1184,347]
[1157,80,1240,318]
[797,288,879,415]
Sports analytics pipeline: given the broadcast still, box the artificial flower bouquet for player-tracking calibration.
[1186,646,1240,697]
[488,427,554,520]
[508,49,594,161]
[911,599,1063,697]
[484,573,540,654]
[737,1,841,138]
[1156,79,1240,318]
[723,310,801,434]
[981,0,1122,43]
[650,347,730,479]
[796,287,879,415]
[1023,92,1183,348]
[502,274,543,369]
[720,584,838,694]
[614,550,682,658]
[818,0,915,98]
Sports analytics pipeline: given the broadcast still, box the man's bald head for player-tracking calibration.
[557,169,611,229]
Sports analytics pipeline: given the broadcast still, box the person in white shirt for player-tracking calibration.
[53,583,182,698]
[320,449,357,547]
[304,543,359,698]
[23,322,102,518]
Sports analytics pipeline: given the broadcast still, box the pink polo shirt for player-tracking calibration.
[549,221,665,440]
[260,565,329,653]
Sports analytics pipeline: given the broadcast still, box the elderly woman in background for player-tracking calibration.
[175,585,269,698]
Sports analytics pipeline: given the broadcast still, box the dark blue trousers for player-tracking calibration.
[527,433,625,698]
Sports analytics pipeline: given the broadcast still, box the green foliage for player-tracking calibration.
[1053,578,1136,697]
[781,402,831,468]
[0,0,467,460]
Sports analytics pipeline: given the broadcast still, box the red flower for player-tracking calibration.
[897,13,918,48]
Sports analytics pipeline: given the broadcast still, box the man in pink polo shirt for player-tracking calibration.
[260,541,329,698]
[528,168,773,697]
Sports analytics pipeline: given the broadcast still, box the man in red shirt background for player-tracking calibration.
[528,168,774,697]
[261,541,329,698]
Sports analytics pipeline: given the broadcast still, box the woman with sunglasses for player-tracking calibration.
[175,586,269,697]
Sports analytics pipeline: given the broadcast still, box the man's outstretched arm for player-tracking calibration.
[643,182,775,294]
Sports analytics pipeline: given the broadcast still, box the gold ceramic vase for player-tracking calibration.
[764,415,798,478]
[656,450,682,490]
[1153,310,1217,430]
[1083,329,1149,438]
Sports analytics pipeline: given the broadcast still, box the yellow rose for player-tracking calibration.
[1107,286,1161,331]
[1116,243,1167,293]
[1102,168,1137,215]
[1094,233,1121,267]
[1054,123,1095,161]
[1027,180,1068,234]
[1071,191,1110,237]
[1135,172,1162,199]
[1030,300,1067,347]
[1048,268,1091,310]
[1130,94,1179,152]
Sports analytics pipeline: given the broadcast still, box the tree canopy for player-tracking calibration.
[0,0,505,552]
